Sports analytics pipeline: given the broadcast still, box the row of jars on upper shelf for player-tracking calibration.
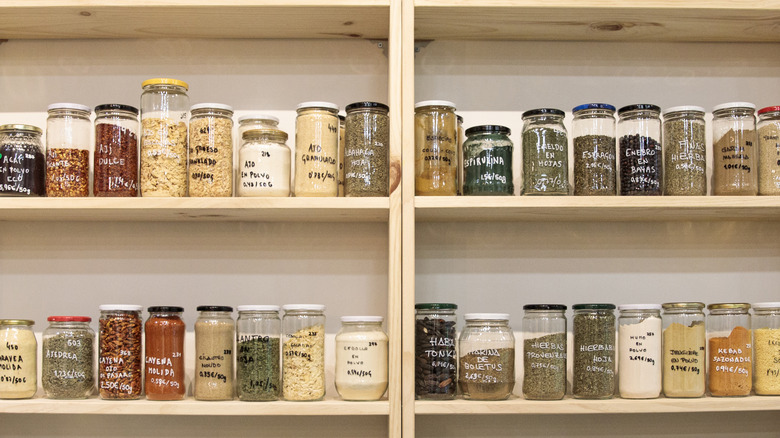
[415,101,780,196]
[0,78,390,198]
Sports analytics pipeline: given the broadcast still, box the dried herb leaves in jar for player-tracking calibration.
[521,108,569,195]
[238,336,280,401]
[42,316,95,399]
[573,304,616,399]
[344,102,390,197]
[523,332,567,400]
[662,106,707,195]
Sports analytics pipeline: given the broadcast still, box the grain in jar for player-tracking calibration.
[46,103,92,197]
[294,102,339,197]
[145,306,186,401]
[662,106,707,195]
[618,304,662,399]
[458,314,515,401]
[344,102,390,197]
[415,303,457,399]
[194,306,235,400]
[335,316,388,401]
[98,305,143,400]
[521,108,569,195]
[42,316,95,399]
[522,304,567,400]
[712,102,758,195]
[415,101,457,196]
[707,303,752,397]
[0,124,45,197]
[0,319,37,399]
[282,304,326,401]
[757,106,780,195]
[662,302,706,398]
[572,304,615,399]
[752,302,780,395]
[236,305,281,401]
[188,104,233,197]
[572,103,617,196]
[618,104,663,195]
[94,104,139,197]
[238,129,291,197]
[462,125,514,196]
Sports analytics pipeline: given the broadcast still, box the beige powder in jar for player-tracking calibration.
[294,102,339,197]
[0,321,37,399]
[194,313,235,401]
[758,122,780,195]
[188,105,234,197]
[140,117,188,196]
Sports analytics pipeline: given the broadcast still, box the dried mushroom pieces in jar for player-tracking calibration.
[757,106,780,195]
[661,302,706,398]
[282,304,326,401]
[712,102,758,195]
[45,103,92,197]
[462,125,514,196]
[98,305,143,399]
[0,124,46,197]
[662,106,707,195]
[414,303,457,399]
[294,102,339,197]
[144,306,186,401]
[194,305,235,401]
[458,314,515,401]
[94,104,139,197]
[0,319,37,399]
[335,316,389,401]
[521,108,569,195]
[42,316,95,399]
[572,304,616,399]
[572,103,617,196]
[618,104,663,195]
[344,101,390,197]
[415,101,458,196]
[188,104,234,197]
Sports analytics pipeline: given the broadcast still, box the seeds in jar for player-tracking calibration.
[0,322,37,399]
[46,148,89,197]
[523,332,566,400]
[99,312,142,399]
[140,118,188,196]
[188,113,233,197]
[237,335,280,401]
[619,134,662,195]
[283,324,325,400]
[663,118,706,195]
[95,124,138,196]
[42,331,95,399]
[758,122,780,195]
[573,135,616,195]
[415,317,456,398]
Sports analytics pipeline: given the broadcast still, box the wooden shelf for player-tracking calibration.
[415,196,780,222]
[414,0,780,42]
[0,197,390,222]
[0,0,389,40]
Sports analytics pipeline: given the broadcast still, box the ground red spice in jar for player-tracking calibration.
[144,306,185,401]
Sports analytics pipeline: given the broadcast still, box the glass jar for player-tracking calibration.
[458,313,515,401]
[414,100,458,196]
[462,125,514,196]
[344,102,390,197]
[144,306,185,401]
[414,302,457,399]
[662,106,707,195]
[294,102,339,197]
[46,103,92,197]
[236,305,281,401]
[572,304,616,399]
[335,316,389,401]
[237,114,280,142]
[618,304,662,399]
[752,302,780,395]
[0,319,37,399]
[42,316,95,399]
[521,108,569,195]
[572,103,617,196]
[194,306,235,401]
[661,302,706,398]
[618,104,663,195]
[457,114,464,195]
[238,128,291,197]
[757,106,780,195]
[707,303,752,397]
[188,104,234,197]
[712,102,758,195]
[98,305,143,400]
[339,114,346,197]
[282,304,326,401]
[94,104,139,197]
[522,304,567,400]
[0,124,45,197]
[139,78,189,197]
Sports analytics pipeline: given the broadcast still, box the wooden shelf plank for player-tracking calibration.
[415,0,780,42]
[0,197,390,222]
[0,0,389,40]
[415,196,780,222]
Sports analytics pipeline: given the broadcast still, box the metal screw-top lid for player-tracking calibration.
[415,303,457,310]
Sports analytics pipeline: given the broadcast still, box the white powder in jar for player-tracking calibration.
[618,316,662,398]
[335,326,388,400]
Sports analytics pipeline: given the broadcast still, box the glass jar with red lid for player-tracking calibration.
[757,106,780,195]
[42,316,95,399]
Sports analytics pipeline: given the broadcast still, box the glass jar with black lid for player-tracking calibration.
[572,303,616,399]
[344,101,390,197]
[415,303,457,399]
[617,104,663,195]
[462,125,514,195]
[521,108,569,195]
[522,304,567,400]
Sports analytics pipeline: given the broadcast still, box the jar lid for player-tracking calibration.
[572,303,616,310]
[618,304,662,311]
[98,304,143,312]
[415,100,456,110]
[196,305,234,312]
[243,128,288,141]
[190,103,234,113]
[339,114,346,121]
[142,78,189,90]
[752,302,780,310]
[662,105,705,116]
[662,302,705,310]
[415,303,457,310]
[0,319,34,326]
[465,125,511,136]
[523,304,567,311]
[238,114,280,124]
[522,108,565,118]
[345,101,389,112]
[572,103,615,113]
[0,124,42,134]
[713,102,756,112]
[282,304,326,312]
[237,305,281,312]
[758,106,780,115]
[147,306,184,313]
[95,103,139,115]
[618,104,661,115]
[296,101,339,111]
[464,313,509,321]
[707,303,751,311]
[47,316,91,322]
[341,316,384,322]
[47,102,91,113]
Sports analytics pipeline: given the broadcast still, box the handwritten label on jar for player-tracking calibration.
[146,355,182,390]
[0,147,45,196]
[335,333,388,400]
[709,326,752,396]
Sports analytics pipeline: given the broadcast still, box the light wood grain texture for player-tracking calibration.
[415,0,780,41]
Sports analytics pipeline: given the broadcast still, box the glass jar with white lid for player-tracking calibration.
[236,305,281,401]
[618,304,662,399]
[282,304,326,401]
[712,102,758,195]
[238,114,280,141]
[661,302,706,398]
[458,313,515,400]
[294,102,339,197]
[46,103,92,197]
[335,316,388,401]
[752,302,780,395]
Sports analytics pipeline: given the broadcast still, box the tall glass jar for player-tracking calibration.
[282,304,326,401]
[194,306,234,401]
[572,304,616,399]
[707,303,752,397]
[661,302,706,398]
[521,108,569,195]
[752,302,780,395]
[462,125,514,196]
[344,102,390,197]
[457,114,464,195]
[188,104,234,197]
[757,106,780,195]
[237,114,280,141]
[415,303,457,399]
[46,103,91,197]
[42,316,95,399]
[339,114,346,197]
[618,304,662,399]
[139,78,189,197]
[144,306,185,401]
[94,104,139,197]
[236,305,281,401]
[414,101,458,196]
[522,304,567,400]
[458,313,515,401]
[618,104,663,195]
[712,102,758,195]
[0,124,45,197]
[238,129,291,197]
[98,305,143,400]
[572,103,617,196]
[662,106,707,195]
[335,316,389,401]
[0,319,37,399]
[294,102,339,197]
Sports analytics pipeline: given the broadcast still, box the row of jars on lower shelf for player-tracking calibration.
[0,305,389,402]
[415,302,780,401]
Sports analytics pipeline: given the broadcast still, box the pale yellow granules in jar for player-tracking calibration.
[663,321,705,397]
[283,324,325,400]
[754,328,780,395]
[0,326,37,399]
[188,116,233,197]
[295,109,339,197]
[140,118,188,196]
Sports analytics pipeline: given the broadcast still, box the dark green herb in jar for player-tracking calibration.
[523,332,567,400]
[237,336,280,401]
[573,307,615,399]
[663,107,706,195]
[462,125,514,196]
[573,135,616,195]
[42,331,95,399]
[521,109,569,195]
[344,102,390,197]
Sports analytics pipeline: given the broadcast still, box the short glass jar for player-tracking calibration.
[0,124,45,197]
[294,102,339,197]
[188,104,234,197]
[335,316,389,401]
[98,305,143,400]
[572,304,616,399]
[521,108,569,195]
[414,101,458,196]
[238,128,291,197]
[236,305,281,401]
[194,306,235,401]
[522,304,567,400]
[661,302,706,398]
[237,114,280,142]
[0,319,37,399]
[415,303,457,399]
[572,103,617,196]
[752,302,780,395]
[712,102,758,195]
[282,304,326,401]
[662,106,707,195]
[707,303,752,397]
[46,103,92,197]
[344,101,390,197]
[144,306,186,401]
[462,125,514,196]
[458,313,515,401]
[757,106,780,195]
[618,104,663,195]
[94,104,139,197]
[617,304,662,399]
[42,316,95,399]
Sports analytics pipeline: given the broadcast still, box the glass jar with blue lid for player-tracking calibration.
[572,103,617,195]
